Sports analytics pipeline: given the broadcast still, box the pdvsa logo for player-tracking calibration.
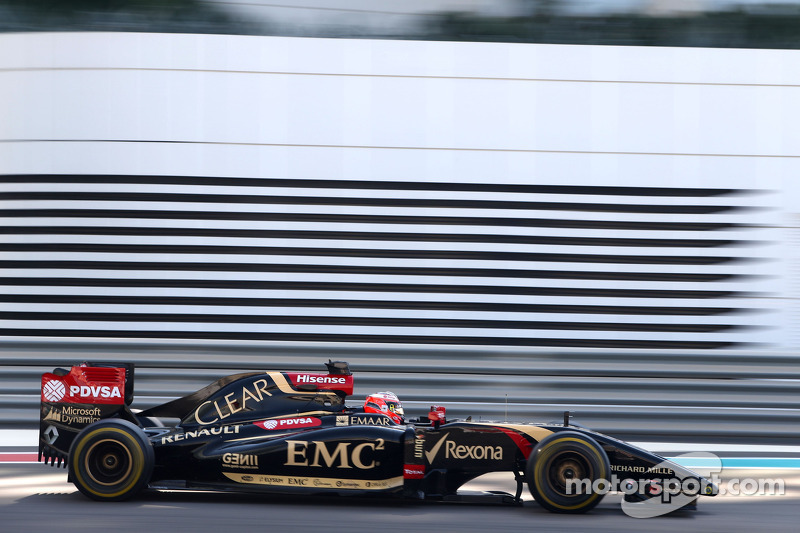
[255,417,321,431]
[70,385,122,399]
[42,379,122,402]
[42,380,66,402]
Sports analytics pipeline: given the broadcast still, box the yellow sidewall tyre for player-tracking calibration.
[68,419,154,501]
[526,431,610,514]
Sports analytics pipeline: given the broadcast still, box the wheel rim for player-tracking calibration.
[84,439,133,487]
[546,451,592,495]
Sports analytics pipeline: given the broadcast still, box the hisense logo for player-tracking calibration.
[296,375,346,384]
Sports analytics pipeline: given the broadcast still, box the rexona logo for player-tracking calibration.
[424,433,503,463]
[255,417,321,431]
[295,375,347,385]
[285,438,386,470]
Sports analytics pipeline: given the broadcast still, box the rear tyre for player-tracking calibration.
[68,419,154,501]
[526,431,610,513]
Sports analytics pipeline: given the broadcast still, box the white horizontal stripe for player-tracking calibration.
[0,429,37,447]
[0,234,777,257]
[0,272,767,291]
[404,401,800,412]
[0,267,769,290]
[3,200,771,224]
[2,139,796,190]
[0,256,766,275]
[0,217,773,242]
[4,33,800,86]
[629,442,800,454]
[0,303,771,326]
[0,182,776,207]
[0,285,761,308]
[0,320,765,341]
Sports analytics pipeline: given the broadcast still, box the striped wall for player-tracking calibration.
[0,173,780,349]
[1,33,798,352]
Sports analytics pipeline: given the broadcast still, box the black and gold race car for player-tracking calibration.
[38,360,717,514]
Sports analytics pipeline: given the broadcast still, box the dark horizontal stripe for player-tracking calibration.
[0,243,753,265]
[0,226,746,248]
[0,328,739,349]
[0,294,748,315]
[0,209,745,232]
[0,191,753,214]
[0,276,742,298]
[0,174,752,197]
[0,262,748,282]
[0,311,747,332]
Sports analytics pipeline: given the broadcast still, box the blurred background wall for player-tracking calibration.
[6,0,800,47]
[1,30,799,442]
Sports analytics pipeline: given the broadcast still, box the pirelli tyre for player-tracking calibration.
[526,431,611,514]
[68,419,154,501]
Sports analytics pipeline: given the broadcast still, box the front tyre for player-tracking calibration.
[68,419,154,501]
[526,431,610,513]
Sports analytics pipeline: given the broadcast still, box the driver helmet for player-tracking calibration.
[364,391,404,424]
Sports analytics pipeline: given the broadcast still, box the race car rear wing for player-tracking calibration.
[39,362,135,467]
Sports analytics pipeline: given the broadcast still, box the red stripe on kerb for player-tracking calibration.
[0,453,39,462]
[496,427,534,459]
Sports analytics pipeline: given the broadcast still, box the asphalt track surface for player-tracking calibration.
[2,464,799,533]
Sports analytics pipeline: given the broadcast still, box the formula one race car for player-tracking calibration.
[38,361,717,514]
